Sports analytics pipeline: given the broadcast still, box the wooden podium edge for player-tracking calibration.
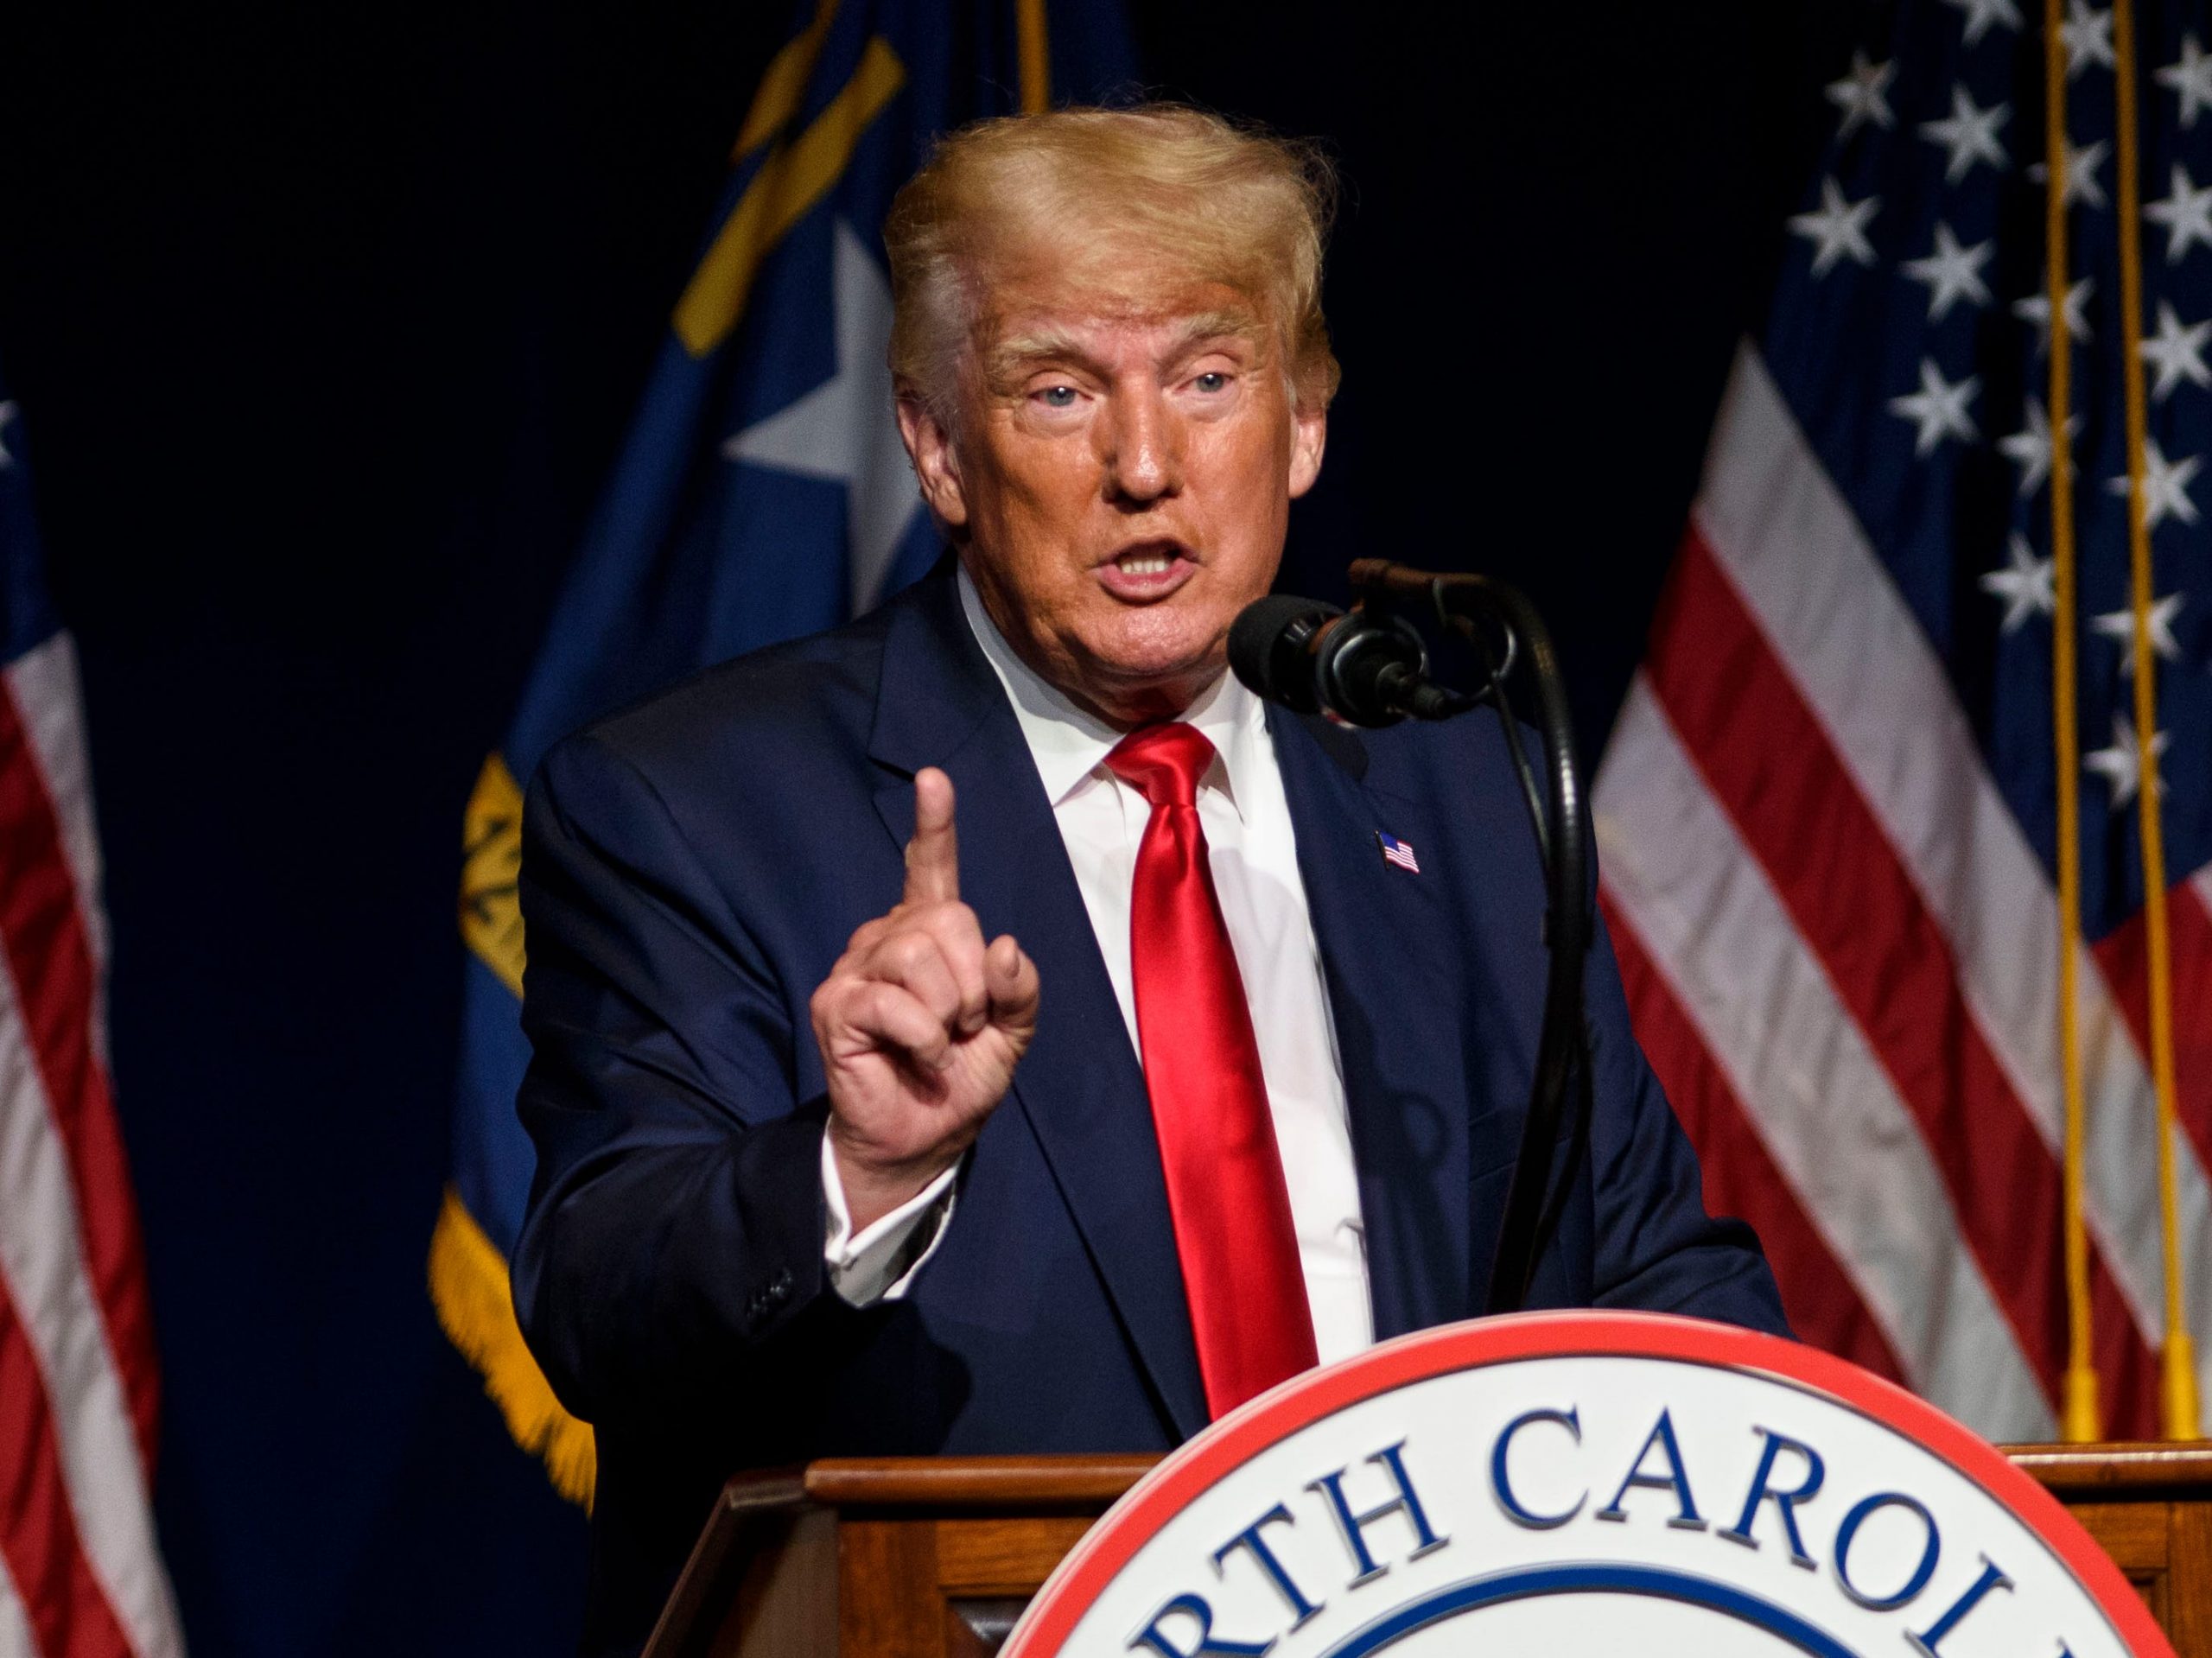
[798,1453,1165,1509]
[645,1457,1164,1655]
[2001,1443,2212,1492]
[723,1445,2212,1505]
[645,1470,814,1658]
[645,1445,2212,1656]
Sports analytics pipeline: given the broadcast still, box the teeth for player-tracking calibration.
[1117,553,1173,575]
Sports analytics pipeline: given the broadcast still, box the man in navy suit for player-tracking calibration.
[513,105,1786,1655]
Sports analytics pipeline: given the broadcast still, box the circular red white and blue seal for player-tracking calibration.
[1003,1312,2175,1658]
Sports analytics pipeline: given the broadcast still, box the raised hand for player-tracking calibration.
[810,767,1042,1230]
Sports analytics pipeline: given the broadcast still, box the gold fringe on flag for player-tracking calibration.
[429,1186,598,1509]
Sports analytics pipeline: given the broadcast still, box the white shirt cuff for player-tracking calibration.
[821,1134,959,1305]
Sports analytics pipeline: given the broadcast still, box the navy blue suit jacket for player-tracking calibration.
[512,566,1786,1655]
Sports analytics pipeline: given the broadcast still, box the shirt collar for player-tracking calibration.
[957,564,1266,816]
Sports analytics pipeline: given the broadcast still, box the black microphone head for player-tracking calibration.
[1229,594,1343,714]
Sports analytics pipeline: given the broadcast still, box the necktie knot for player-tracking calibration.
[1105,721,1217,810]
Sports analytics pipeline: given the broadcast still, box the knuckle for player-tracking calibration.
[811,972,857,1020]
[922,900,983,940]
[880,931,939,978]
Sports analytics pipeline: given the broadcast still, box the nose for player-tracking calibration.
[1097,382,1183,507]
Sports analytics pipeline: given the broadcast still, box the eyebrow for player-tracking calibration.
[985,309,1266,383]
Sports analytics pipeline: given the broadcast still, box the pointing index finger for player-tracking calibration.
[903,767,960,905]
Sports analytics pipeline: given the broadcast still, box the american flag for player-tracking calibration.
[1597,0,2212,1441]
[1376,830,1421,873]
[0,393,182,1655]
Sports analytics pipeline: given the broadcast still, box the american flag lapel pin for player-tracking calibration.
[1376,830,1421,873]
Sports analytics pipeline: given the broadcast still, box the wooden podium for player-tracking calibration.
[2008,1445,2212,1655]
[645,1445,2212,1658]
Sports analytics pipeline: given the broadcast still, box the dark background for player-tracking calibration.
[0,3,1848,1652]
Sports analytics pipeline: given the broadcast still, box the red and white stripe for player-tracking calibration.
[0,631,182,1658]
[1597,343,2212,1441]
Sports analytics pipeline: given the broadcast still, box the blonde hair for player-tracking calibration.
[883,105,1340,421]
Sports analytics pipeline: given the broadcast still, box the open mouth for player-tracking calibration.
[1097,540,1197,601]
[1116,549,1176,575]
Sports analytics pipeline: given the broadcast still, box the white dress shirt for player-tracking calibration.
[822,570,1375,1364]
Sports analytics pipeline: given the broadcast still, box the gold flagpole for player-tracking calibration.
[2043,0,2101,1445]
[1017,0,1051,114]
[2111,0,2202,1441]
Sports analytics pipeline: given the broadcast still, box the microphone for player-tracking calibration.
[1228,594,1459,727]
[1244,564,1596,1317]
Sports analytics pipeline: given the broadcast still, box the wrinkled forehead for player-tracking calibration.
[963,226,1277,370]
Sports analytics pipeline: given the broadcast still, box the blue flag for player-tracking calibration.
[431,0,1134,1502]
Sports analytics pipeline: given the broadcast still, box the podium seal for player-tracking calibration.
[1003,1312,2174,1658]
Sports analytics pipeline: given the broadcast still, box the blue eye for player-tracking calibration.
[1193,372,1229,393]
[1037,384,1078,409]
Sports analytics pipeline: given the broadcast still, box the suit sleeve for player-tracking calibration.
[510,728,852,1424]
[1580,896,1794,1337]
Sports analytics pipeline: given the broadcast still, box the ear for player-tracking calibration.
[896,392,969,530]
[1287,399,1328,500]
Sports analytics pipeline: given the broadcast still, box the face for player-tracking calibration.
[896,253,1327,728]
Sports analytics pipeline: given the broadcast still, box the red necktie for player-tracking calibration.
[1105,722,1319,1419]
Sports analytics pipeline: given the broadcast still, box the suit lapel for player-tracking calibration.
[868,577,1208,1439]
[1268,708,1475,1342]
